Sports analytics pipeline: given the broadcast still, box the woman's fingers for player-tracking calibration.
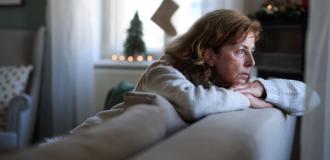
[250,100,273,109]
[235,87,258,96]
[244,94,273,109]
[232,81,265,98]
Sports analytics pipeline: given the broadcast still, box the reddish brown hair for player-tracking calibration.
[164,9,261,87]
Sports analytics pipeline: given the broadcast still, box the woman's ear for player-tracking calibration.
[203,48,215,67]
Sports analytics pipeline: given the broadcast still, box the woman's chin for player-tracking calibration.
[234,79,248,85]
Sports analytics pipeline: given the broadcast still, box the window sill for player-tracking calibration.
[94,59,151,70]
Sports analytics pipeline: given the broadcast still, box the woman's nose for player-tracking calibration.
[245,52,255,67]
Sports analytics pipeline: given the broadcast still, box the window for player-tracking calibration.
[101,0,202,59]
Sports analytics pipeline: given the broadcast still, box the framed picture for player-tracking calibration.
[0,0,24,7]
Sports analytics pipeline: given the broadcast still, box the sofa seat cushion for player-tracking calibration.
[132,108,296,160]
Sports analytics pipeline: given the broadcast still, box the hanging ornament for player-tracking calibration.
[151,0,179,36]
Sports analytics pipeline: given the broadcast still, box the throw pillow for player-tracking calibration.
[0,65,33,107]
[104,81,135,110]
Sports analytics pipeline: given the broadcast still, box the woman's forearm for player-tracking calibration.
[257,78,320,115]
[139,66,250,122]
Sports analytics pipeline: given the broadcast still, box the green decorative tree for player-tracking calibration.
[124,11,146,57]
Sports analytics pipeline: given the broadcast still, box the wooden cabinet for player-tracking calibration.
[255,24,306,81]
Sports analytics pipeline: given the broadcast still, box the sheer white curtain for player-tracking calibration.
[44,0,100,136]
[301,0,330,159]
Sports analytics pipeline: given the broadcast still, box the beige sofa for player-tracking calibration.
[2,91,297,160]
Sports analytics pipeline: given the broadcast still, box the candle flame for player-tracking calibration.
[111,54,118,61]
[137,55,144,62]
[267,4,272,10]
[127,56,134,62]
[119,55,125,61]
[147,55,153,62]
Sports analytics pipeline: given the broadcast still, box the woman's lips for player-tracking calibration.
[240,73,249,79]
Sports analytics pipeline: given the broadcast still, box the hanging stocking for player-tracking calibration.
[151,0,179,36]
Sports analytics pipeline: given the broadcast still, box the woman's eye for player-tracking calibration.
[237,49,246,54]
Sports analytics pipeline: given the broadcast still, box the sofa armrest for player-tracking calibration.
[133,108,296,160]
[6,93,32,133]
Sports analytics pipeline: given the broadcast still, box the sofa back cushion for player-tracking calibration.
[123,91,188,136]
[4,105,167,160]
[71,91,187,136]
[132,108,296,160]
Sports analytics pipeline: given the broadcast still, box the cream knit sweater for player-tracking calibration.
[135,62,320,122]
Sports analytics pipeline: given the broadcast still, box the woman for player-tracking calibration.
[135,9,319,122]
[70,9,319,135]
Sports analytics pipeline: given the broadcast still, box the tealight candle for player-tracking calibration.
[111,54,118,61]
[147,55,153,62]
[119,55,125,61]
[127,56,134,62]
[267,4,272,11]
[137,55,144,62]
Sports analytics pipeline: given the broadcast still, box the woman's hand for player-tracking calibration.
[230,81,273,108]
[244,94,274,109]
[230,81,266,99]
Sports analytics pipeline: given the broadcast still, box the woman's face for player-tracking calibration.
[213,32,256,87]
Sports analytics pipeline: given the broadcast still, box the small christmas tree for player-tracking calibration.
[124,11,146,58]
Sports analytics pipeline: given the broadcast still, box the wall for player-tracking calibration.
[201,0,263,15]
[0,0,47,30]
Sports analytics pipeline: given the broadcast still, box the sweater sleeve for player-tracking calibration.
[257,78,320,116]
[139,66,250,122]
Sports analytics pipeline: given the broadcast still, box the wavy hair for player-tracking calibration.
[164,9,261,87]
